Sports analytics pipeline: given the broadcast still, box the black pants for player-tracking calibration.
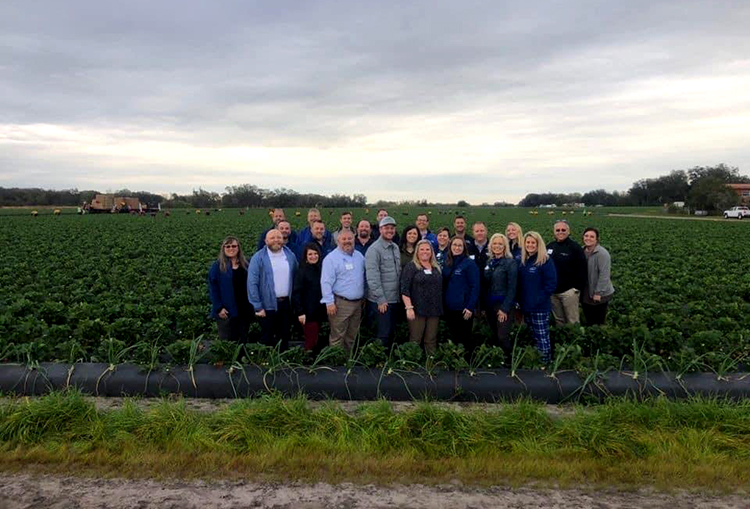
[445,309,475,357]
[582,302,609,326]
[259,298,292,351]
[487,303,513,359]
[216,315,251,343]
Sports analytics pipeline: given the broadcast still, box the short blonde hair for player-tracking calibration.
[488,233,512,259]
[411,239,441,272]
[521,231,548,266]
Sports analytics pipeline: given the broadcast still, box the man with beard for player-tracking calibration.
[365,216,401,348]
[320,230,366,351]
[255,208,288,251]
[301,219,334,260]
[247,229,298,350]
[276,220,298,256]
[297,208,332,246]
[354,219,375,255]
[453,215,473,243]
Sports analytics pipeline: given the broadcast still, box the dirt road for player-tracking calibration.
[607,213,747,222]
[0,474,746,509]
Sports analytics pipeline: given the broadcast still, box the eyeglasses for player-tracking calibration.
[554,229,568,233]
[224,244,239,249]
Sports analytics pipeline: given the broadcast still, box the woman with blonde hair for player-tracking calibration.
[518,231,557,363]
[207,236,252,342]
[505,222,524,261]
[483,233,518,358]
[400,240,443,354]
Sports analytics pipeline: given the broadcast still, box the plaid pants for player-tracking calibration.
[524,312,551,363]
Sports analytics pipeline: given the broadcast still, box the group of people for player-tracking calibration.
[208,208,614,363]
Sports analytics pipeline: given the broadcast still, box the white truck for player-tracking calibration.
[723,206,750,219]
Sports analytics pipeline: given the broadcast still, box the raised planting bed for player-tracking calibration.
[1,362,750,402]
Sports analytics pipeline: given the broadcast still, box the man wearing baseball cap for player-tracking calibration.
[365,216,402,349]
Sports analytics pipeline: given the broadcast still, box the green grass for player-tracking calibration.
[1,391,750,490]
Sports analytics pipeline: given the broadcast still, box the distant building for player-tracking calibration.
[728,184,750,203]
[539,204,557,208]
[672,201,685,208]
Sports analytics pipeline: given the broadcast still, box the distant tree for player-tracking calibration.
[456,200,470,207]
[688,177,739,212]
[687,164,750,184]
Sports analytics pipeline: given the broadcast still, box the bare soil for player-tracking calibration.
[608,213,746,222]
[0,474,746,509]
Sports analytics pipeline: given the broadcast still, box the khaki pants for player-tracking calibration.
[550,288,580,326]
[329,296,363,351]
[408,316,440,355]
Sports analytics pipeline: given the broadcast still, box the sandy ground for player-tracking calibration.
[0,474,747,509]
[0,395,578,419]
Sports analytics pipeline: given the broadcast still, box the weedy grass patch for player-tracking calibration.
[1,391,750,490]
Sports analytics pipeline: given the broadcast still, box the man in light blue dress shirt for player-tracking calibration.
[320,230,366,350]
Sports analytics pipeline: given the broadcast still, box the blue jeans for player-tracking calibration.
[367,300,400,350]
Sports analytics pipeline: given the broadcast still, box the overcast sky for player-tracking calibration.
[1,1,748,203]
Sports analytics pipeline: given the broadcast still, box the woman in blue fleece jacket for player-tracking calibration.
[442,236,480,357]
[207,236,252,342]
[518,231,557,363]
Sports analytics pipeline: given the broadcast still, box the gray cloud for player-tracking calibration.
[1,0,749,202]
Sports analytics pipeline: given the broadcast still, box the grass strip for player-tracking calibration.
[0,391,749,491]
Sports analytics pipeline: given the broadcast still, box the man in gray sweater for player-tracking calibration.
[365,216,402,349]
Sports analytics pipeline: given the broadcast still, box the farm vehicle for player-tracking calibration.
[83,194,161,214]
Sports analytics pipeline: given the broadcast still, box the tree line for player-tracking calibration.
[0,185,367,209]
[518,164,749,212]
[1,164,746,211]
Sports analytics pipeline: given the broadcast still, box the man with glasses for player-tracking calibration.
[547,220,587,325]
[247,229,298,350]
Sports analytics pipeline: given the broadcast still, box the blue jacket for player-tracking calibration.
[295,238,334,261]
[246,246,298,312]
[421,231,439,251]
[442,255,480,311]
[207,261,238,318]
[297,226,333,247]
[518,255,558,313]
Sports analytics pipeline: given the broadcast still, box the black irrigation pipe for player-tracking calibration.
[1,363,750,402]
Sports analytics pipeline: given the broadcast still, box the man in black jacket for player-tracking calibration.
[547,220,587,325]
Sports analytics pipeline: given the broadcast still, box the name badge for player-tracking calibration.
[424,269,432,275]
[345,263,354,270]
[469,255,475,260]
[547,248,554,255]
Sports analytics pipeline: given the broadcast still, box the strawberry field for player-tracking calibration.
[1,207,749,373]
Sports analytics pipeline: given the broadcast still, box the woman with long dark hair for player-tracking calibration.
[207,236,251,342]
[399,224,421,270]
[292,242,327,351]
